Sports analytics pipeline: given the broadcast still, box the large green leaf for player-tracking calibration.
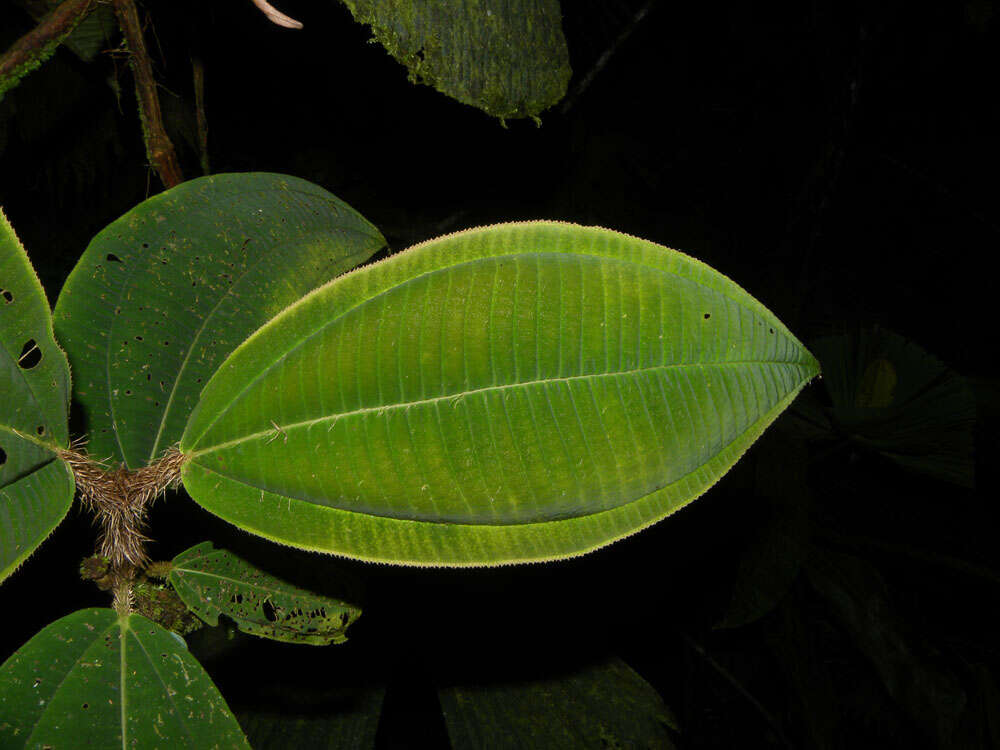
[169,541,361,645]
[338,0,571,119]
[53,173,385,469]
[0,607,249,748]
[0,207,73,583]
[180,221,819,566]
[438,657,677,749]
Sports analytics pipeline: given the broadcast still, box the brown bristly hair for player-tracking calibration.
[59,445,186,574]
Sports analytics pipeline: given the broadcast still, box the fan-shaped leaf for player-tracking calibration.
[169,542,361,645]
[339,0,571,119]
[0,607,249,748]
[0,207,73,583]
[438,657,677,749]
[812,326,976,486]
[180,221,819,566]
[53,173,385,469]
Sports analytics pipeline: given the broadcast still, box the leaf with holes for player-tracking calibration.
[439,657,678,749]
[339,0,571,119]
[0,608,249,748]
[0,208,74,584]
[168,542,361,645]
[180,221,820,566]
[53,172,385,470]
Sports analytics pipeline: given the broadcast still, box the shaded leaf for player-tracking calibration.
[169,542,361,645]
[0,207,73,583]
[237,685,385,750]
[0,607,249,748]
[180,221,819,566]
[61,3,117,61]
[338,0,571,119]
[763,599,839,750]
[717,431,810,629]
[17,0,118,61]
[53,172,385,469]
[438,657,676,749]
[806,547,968,747]
[811,326,976,486]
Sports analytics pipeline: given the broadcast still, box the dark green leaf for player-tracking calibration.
[169,542,361,645]
[53,172,385,469]
[237,686,385,750]
[812,326,976,486]
[0,207,73,583]
[717,431,810,628]
[438,657,677,749]
[181,221,819,566]
[338,0,571,119]
[763,599,838,750]
[0,607,249,748]
[806,547,968,747]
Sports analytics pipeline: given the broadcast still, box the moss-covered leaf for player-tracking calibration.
[168,542,361,645]
[180,221,818,566]
[0,607,249,748]
[438,657,677,749]
[338,0,571,119]
[0,207,73,583]
[53,173,385,469]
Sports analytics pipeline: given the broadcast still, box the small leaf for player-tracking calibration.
[181,221,819,566]
[339,0,571,119]
[438,657,677,749]
[0,608,249,748]
[812,326,976,486]
[0,207,73,583]
[53,172,385,469]
[169,542,361,645]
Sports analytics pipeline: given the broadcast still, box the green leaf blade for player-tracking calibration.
[1,208,73,583]
[53,173,385,469]
[340,0,571,119]
[0,608,250,749]
[182,221,818,566]
[168,542,361,645]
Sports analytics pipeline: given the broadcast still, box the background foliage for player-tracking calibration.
[1,0,997,747]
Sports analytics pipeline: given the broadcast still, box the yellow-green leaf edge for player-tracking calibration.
[0,208,74,583]
[180,221,820,567]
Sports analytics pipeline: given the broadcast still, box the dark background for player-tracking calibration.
[1,1,997,748]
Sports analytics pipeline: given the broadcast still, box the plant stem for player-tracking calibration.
[192,54,209,175]
[112,0,183,188]
[61,447,185,613]
[0,0,95,100]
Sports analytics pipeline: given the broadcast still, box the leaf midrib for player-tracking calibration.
[187,358,811,458]
[146,228,379,463]
[182,247,797,452]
